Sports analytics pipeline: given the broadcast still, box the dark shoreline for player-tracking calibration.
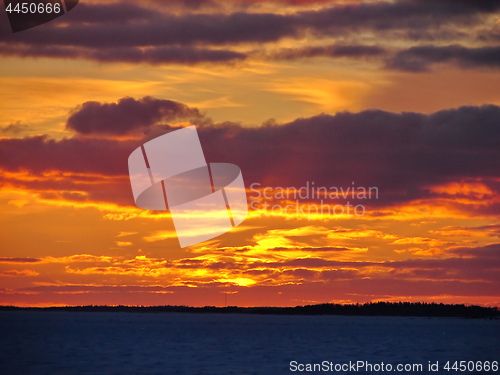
[1,302,498,318]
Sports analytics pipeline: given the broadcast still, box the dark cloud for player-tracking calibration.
[198,105,500,211]
[244,245,500,283]
[0,257,41,263]
[386,244,500,283]
[438,224,500,234]
[272,246,352,252]
[60,3,160,25]
[0,134,137,175]
[387,45,500,72]
[0,122,30,135]
[434,0,500,13]
[271,44,386,60]
[17,285,173,293]
[0,7,298,48]
[0,1,499,66]
[248,258,374,270]
[1,102,500,212]
[178,246,500,285]
[448,243,500,259]
[271,44,500,71]
[89,46,246,65]
[383,254,500,272]
[39,2,500,45]
[0,44,247,65]
[66,97,203,135]
[477,30,500,42]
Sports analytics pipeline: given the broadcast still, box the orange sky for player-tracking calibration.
[1,0,499,307]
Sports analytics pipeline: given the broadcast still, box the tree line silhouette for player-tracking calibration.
[1,302,498,318]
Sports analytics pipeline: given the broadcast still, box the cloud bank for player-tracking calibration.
[1,0,500,69]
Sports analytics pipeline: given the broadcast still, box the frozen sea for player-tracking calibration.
[0,311,498,375]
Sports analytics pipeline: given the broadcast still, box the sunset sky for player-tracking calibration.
[1,0,499,307]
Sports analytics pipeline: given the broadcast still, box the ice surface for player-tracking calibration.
[0,311,498,375]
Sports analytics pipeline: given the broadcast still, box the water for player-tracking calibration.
[0,311,498,374]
